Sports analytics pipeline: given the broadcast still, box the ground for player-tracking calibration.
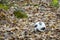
[0,0,60,40]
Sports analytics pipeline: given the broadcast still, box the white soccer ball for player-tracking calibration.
[34,22,46,31]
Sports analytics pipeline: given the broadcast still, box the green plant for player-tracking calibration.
[50,0,59,8]
[14,10,28,18]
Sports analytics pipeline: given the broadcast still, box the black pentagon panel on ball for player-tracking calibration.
[34,25,37,27]
[41,27,45,30]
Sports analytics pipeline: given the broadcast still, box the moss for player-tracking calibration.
[0,4,9,10]
[14,10,28,18]
[50,0,59,8]
[34,4,39,6]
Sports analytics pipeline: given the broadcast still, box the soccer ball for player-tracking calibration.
[34,22,46,32]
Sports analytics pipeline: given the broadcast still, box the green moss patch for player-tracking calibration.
[50,0,59,8]
[0,4,9,10]
[14,10,28,18]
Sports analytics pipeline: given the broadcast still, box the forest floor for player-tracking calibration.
[0,0,60,40]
